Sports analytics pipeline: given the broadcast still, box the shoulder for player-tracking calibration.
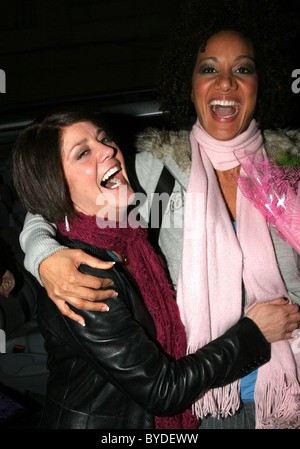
[263,128,300,162]
[135,127,191,174]
[135,127,190,160]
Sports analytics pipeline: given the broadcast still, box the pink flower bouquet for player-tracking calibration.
[234,150,300,254]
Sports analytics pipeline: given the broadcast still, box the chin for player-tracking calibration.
[208,123,247,141]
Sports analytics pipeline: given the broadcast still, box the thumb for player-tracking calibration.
[74,250,115,270]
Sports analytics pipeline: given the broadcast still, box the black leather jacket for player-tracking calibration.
[38,237,270,429]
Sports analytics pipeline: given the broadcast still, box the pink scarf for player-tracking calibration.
[177,119,300,428]
[57,213,198,429]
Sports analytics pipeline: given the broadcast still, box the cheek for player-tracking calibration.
[117,152,129,181]
[117,151,125,168]
[244,79,258,103]
[67,166,93,186]
[191,78,213,119]
[66,169,94,202]
[192,78,208,104]
[67,180,81,203]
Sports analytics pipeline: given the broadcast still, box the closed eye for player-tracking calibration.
[98,136,115,145]
[76,148,90,160]
[97,135,118,153]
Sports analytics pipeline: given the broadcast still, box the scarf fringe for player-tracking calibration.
[187,343,241,420]
[255,371,300,429]
[192,382,241,420]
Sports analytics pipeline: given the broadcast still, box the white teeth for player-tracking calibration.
[102,166,119,183]
[101,165,123,189]
[210,100,239,106]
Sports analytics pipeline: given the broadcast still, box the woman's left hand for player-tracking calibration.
[246,298,300,342]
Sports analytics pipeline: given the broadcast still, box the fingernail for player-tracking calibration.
[112,292,118,298]
[80,322,86,327]
[101,305,110,312]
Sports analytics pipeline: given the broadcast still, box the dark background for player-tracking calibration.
[0,0,299,157]
[0,0,187,158]
[0,0,182,107]
[0,1,182,128]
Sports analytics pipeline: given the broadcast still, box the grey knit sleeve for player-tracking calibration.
[20,212,67,284]
[270,226,300,305]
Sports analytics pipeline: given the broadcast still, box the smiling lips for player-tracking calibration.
[101,165,125,189]
[209,99,241,119]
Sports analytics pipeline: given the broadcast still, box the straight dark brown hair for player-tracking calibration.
[13,110,111,223]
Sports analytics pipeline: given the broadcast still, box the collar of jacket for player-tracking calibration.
[135,127,300,177]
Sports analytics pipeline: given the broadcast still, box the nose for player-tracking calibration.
[215,72,237,92]
[96,141,117,164]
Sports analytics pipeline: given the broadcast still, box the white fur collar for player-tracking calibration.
[136,127,300,176]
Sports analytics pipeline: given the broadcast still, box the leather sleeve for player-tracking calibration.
[41,262,270,417]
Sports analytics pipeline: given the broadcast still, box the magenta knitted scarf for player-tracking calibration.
[57,212,198,429]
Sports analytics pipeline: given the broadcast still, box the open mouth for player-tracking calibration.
[209,100,241,119]
[101,165,124,189]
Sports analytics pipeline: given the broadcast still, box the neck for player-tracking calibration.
[191,119,263,171]
[74,207,128,225]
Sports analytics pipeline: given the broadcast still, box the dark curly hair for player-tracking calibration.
[158,0,299,131]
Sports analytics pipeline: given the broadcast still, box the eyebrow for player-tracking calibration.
[235,55,256,63]
[198,55,256,64]
[71,138,87,151]
[68,128,103,156]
